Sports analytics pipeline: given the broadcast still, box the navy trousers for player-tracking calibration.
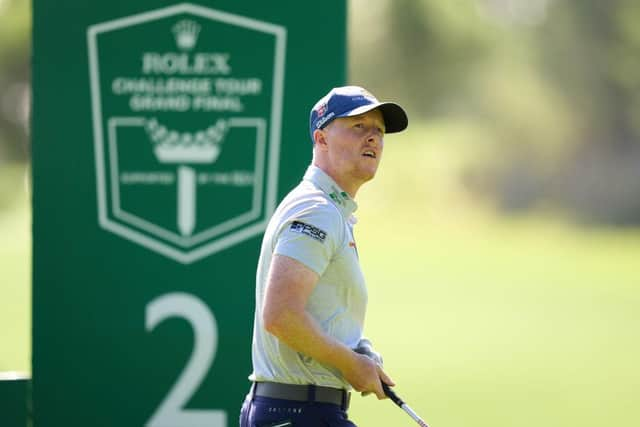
[239,392,357,427]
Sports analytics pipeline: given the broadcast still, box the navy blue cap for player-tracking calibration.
[309,86,408,142]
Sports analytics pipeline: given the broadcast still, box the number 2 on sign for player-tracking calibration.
[145,293,227,427]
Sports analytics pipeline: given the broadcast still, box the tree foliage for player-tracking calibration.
[350,0,640,224]
[0,0,30,163]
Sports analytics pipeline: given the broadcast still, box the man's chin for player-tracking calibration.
[359,168,378,183]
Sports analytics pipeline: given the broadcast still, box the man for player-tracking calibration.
[240,86,408,426]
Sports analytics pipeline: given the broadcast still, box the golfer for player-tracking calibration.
[240,85,409,427]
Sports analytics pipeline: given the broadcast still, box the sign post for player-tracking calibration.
[32,2,346,426]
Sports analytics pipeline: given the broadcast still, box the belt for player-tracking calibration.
[252,382,351,410]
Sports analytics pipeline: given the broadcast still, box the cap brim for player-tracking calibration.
[339,102,408,133]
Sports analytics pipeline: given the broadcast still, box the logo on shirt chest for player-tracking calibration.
[349,240,359,259]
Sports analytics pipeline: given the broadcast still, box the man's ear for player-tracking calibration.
[313,129,328,150]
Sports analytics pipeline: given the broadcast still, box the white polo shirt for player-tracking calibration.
[249,165,367,389]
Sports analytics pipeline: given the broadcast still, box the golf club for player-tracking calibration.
[381,382,429,427]
[354,346,429,426]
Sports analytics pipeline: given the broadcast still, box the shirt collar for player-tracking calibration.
[303,165,358,218]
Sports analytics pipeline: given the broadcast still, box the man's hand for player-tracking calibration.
[343,352,395,399]
[352,340,394,398]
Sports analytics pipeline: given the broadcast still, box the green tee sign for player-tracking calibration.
[32,1,345,426]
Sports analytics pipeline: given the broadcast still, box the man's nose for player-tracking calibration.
[367,129,382,144]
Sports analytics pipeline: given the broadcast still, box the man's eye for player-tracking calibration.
[354,123,364,128]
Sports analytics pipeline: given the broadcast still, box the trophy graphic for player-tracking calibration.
[172,19,201,51]
[146,118,228,236]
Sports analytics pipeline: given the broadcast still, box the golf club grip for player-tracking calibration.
[382,382,404,407]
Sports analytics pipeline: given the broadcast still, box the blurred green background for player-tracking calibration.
[1,0,639,425]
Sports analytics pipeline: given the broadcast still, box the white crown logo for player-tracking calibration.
[145,118,228,164]
[172,19,201,51]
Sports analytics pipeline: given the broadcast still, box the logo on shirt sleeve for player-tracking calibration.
[290,220,327,242]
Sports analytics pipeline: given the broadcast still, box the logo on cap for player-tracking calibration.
[316,102,328,117]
